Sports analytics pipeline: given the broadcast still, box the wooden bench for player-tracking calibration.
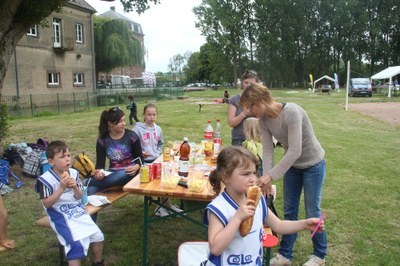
[35,186,129,265]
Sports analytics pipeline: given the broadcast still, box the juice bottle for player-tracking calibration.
[178,137,190,177]
[163,145,171,162]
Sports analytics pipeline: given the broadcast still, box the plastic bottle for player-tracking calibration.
[163,145,171,162]
[204,120,214,140]
[203,120,214,155]
[178,137,190,177]
[214,119,222,155]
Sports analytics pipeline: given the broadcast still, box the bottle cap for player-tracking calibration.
[183,137,188,141]
[217,119,220,122]
[208,120,211,123]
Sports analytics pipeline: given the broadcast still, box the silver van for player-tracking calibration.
[349,78,372,97]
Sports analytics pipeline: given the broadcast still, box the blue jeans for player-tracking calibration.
[87,169,134,196]
[279,159,327,260]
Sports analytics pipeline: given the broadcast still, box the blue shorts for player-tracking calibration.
[65,231,104,261]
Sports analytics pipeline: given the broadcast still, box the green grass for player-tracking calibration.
[1,89,400,265]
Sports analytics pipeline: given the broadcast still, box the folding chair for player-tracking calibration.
[263,227,279,266]
[177,241,209,266]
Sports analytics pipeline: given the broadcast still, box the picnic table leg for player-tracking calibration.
[198,104,204,112]
[142,196,149,266]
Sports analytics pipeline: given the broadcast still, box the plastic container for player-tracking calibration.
[214,119,222,155]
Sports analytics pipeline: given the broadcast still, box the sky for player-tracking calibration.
[85,0,206,73]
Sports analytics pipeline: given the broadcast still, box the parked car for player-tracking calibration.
[96,80,112,89]
[320,84,332,92]
[349,78,372,97]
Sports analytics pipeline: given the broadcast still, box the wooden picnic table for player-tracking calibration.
[123,155,217,265]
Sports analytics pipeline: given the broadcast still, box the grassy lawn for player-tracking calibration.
[1,88,400,265]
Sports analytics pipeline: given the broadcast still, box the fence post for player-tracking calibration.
[105,91,108,108]
[30,94,33,117]
[73,92,76,112]
[87,92,90,111]
[57,93,60,114]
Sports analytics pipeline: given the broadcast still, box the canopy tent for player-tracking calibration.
[371,66,400,97]
[313,75,335,91]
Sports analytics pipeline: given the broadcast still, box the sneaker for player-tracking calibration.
[270,253,292,266]
[154,207,170,217]
[168,205,183,214]
[91,259,104,266]
[303,255,325,266]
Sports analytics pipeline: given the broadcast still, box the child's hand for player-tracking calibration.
[125,165,139,176]
[142,151,150,158]
[60,172,70,189]
[67,178,77,189]
[93,169,105,180]
[236,199,256,221]
[305,218,325,232]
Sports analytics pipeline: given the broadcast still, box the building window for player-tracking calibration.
[53,18,61,48]
[73,73,84,86]
[75,23,83,43]
[27,25,38,37]
[48,72,60,86]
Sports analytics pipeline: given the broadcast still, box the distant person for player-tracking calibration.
[240,83,327,266]
[227,70,259,146]
[222,90,230,103]
[0,196,15,251]
[35,141,104,266]
[127,95,139,125]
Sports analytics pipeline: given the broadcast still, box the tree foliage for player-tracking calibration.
[94,16,143,75]
[193,0,400,86]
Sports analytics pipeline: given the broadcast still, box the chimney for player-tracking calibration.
[111,6,115,11]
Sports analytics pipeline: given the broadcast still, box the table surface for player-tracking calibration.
[123,156,217,201]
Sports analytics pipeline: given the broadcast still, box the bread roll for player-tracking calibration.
[239,185,261,237]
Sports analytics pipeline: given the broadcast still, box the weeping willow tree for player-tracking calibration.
[94,16,143,78]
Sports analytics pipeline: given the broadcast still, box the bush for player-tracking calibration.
[0,99,9,144]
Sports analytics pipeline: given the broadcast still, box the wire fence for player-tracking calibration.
[1,87,185,118]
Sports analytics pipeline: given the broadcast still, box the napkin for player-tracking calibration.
[87,195,111,206]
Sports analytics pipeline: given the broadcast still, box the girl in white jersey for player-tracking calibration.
[204,146,324,266]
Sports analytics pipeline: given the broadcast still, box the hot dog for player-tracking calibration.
[239,185,262,237]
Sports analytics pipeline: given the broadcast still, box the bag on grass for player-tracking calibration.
[22,149,42,178]
[0,159,23,189]
[3,147,25,167]
[73,152,95,179]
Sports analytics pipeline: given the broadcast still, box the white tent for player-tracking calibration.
[313,75,335,91]
[371,66,400,97]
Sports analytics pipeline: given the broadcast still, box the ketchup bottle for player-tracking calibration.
[178,137,190,177]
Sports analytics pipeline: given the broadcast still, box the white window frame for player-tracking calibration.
[73,73,84,85]
[27,25,38,37]
[75,23,83,43]
[53,18,61,48]
[48,72,60,85]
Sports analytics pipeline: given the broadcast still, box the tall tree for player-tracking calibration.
[94,16,142,77]
[0,0,160,92]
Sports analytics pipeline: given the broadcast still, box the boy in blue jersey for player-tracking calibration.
[35,141,104,266]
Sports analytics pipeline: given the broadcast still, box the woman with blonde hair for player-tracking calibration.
[240,83,327,266]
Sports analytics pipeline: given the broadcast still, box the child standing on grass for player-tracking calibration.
[203,146,324,265]
[0,196,15,251]
[35,141,104,266]
[127,95,139,125]
[132,103,183,217]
